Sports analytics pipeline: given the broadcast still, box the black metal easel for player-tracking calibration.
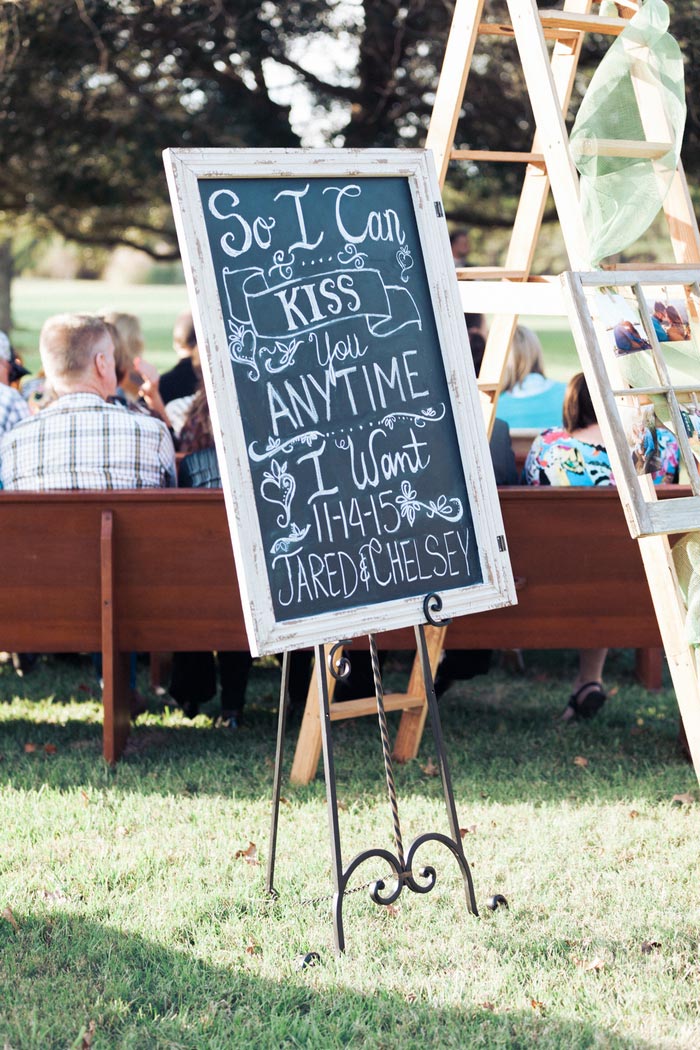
[265,594,479,954]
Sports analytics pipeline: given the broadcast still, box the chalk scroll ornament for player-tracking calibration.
[378,405,445,430]
[395,480,463,525]
[221,244,421,383]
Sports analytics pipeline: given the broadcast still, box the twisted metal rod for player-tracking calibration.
[369,633,405,869]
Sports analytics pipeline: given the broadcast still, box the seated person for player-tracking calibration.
[523,373,678,720]
[0,314,176,712]
[496,326,566,430]
[159,310,201,405]
[0,333,29,440]
[0,314,176,491]
[613,321,650,354]
[651,302,670,342]
[170,387,252,728]
[665,303,689,341]
[434,332,518,696]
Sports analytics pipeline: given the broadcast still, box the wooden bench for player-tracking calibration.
[0,487,672,765]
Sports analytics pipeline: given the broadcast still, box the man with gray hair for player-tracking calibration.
[0,313,176,490]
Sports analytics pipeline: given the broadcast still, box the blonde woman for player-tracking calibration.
[496,326,566,430]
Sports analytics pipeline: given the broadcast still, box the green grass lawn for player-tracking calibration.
[11,279,190,375]
[9,279,580,382]
[1,648,699,1049]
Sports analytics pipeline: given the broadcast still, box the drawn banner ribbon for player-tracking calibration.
[223,266,420,340]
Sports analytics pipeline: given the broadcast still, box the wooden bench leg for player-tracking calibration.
[392,625,447,763]
[290,648,337,785]
[101,511,130,764]
[635,647,663,691]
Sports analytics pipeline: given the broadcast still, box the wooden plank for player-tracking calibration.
[393,625,445,763]
[100,511,130,766]
[639,535,700,782]
[538,10,628,34]
[426,0,486,184]
[451,149,545,164]
[289,647,337,786]
[458,279,567,316]
[328,692,425,721]
[573,138,673,159]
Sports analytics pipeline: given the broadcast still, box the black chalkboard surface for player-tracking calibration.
[165,150,514,655]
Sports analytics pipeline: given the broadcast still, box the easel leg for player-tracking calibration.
[265,650,291,897]
[414,623,479,915]
[315,643,346,953]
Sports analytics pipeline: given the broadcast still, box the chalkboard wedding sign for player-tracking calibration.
[164,149,515,655]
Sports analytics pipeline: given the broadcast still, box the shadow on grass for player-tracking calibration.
[0,648,690,804]
[0,912,656,1050]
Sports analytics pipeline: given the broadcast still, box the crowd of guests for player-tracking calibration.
[0,292,683,733]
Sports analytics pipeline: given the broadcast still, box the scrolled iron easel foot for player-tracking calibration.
[486,894,509,911]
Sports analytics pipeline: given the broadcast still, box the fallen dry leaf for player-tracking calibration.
[2,906,19,933]
[235,841,260,866]
[80,790,90,806]
[629,810,639,819]
[23,743,37,754]
[384,903,400,918]
[641,941,661,954]
[405,991,417,1003]
[460,825,477,837]
[573,755,589,767]
[574,956,606,972]
[279,796,290,806]
[81,1020,96,1049]
[420,758,439,777]
[43,744,57,755]
[337,800,348,812]
[608,686,619,697]
[672,792,695,806]
[530,999,546,1014]
[244,937,261,956]
[479,1001,495,1011]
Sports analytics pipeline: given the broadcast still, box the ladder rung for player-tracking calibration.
[451,149,545,165]
[328,692,425,721]
[456,267,530,280]
[538,10,629,36]
[573,138,673,160]
[478,21,576,42]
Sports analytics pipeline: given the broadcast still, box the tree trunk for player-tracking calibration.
[0,238,13,334]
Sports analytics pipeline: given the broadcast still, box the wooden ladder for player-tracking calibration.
[426,0,700,779]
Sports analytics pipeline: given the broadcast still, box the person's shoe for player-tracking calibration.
[129,688,148,720]
[11,652,38,677]
[215,711,240,730]
[562,681,607,722]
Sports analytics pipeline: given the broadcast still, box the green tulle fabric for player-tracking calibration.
[569,0,686,267]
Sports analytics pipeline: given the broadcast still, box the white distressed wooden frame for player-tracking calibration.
[562,268,700,538]
[164,148,515,656]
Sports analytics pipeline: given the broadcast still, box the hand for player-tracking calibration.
[134,356,169,425]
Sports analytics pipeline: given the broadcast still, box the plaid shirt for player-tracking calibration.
[0,392,176,491]
[0,383,29,439]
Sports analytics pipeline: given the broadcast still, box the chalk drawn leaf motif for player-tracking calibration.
[260,458,296,528]
[270,522,311,555]
[228,320,259,382]
[264,338,304,375]
[396,480,420,527]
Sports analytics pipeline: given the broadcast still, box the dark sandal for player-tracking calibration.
[564,681,607,721]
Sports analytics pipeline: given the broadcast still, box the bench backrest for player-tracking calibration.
[0,486,670,653]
